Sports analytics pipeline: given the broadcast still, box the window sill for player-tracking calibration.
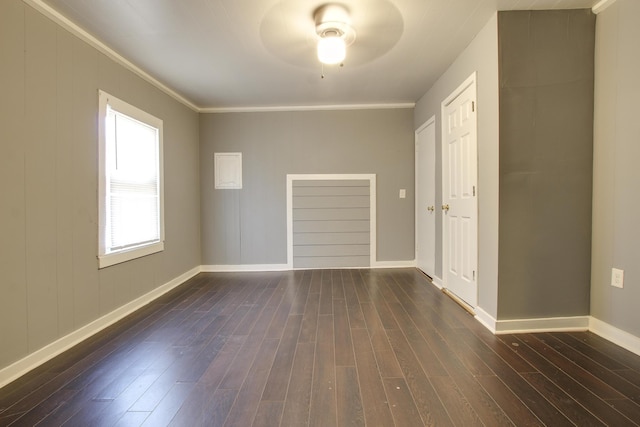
[98,241,164,269]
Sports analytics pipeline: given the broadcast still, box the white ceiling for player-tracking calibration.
[39,0,600,110]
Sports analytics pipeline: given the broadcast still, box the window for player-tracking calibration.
[98,90,164,268]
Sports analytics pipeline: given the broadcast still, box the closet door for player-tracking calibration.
[416,117,436,278]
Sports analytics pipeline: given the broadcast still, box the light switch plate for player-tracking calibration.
[399,189,406,199]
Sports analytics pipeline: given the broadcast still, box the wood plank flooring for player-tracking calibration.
[1,269,640,426]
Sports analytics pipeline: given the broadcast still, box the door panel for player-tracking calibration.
[415,118,436,278]
[448,216,458,275]
[442,77,478,307]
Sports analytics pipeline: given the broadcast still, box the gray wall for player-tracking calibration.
[200,109,415,266]
[414,14,500,318]
[497,10,595,319]
[0,1,201,370]
[591,0,640,337]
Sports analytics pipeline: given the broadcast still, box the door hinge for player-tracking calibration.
[473,186,476,196]
[473,270,476,280]
[472,101,475,112]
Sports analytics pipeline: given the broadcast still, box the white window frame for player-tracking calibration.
[98,90,165,268]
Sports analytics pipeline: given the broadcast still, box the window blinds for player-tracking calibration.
[105,107,160,252]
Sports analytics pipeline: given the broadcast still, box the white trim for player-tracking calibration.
[292,266,380,271]
[0,266,201,389]
[441,72,477,110]
[592,0,616,14]
[98,90,165,269]
[200,103,415,114]
[201,262,416,272]
[589,317,640,357]
[201,264,290,272]
[475,307,497,333]
[98,242,164,269]
[474,310,590,335]
[493,316,589,334]
[24,0,199,112]
[286,174,377,269]
[473,311,640,356]
[415,115,436,134]
[371,260,416,269]
[431,275,444,289]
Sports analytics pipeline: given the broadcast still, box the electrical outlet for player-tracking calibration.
[611,268,624,289]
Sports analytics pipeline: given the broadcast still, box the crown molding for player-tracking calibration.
[200,103,415,113]
[23,0,200,112]
[592,0,616,14]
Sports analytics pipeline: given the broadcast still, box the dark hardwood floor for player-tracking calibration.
[1,268,640,426]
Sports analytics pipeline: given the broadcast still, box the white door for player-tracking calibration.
[441,75,477,307]
[415,117,436,278]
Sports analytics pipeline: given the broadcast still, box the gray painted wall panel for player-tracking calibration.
[200,109,414,265]
[292,195,370,209]
[294,232,370,245]
[293,180,369,188]
[25,8,59,351]
[293,208,370,221]
[293,220,371,233]
[55,28,76,337]
[591,0,640,337]
[292,186,370,196]
[0,0,28,367]
[497,10,594,319]
[71,36,101,328]
[0,0,201,371]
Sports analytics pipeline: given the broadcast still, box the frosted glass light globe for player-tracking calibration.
[317,36,346,65]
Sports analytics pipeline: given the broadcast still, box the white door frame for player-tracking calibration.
[440,72,478,308]
[286,174,377,269]
[415,115,436,279]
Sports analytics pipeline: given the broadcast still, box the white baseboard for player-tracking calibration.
[473,312,639,357]
[0,265,201,389]
[202,261,417,272]
[494,316,589,334]
[590,317,640,357]
[201,264,290,272]
[371,260,416,269]
[473,309,589,335]
[430,275,443,289]
[474,307,497,333]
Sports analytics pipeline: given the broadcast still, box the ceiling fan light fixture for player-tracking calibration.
[317,33,346,64]
[313,4,355,66]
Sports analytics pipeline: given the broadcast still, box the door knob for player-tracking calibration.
[442,204,450,212]
[427,206,434,212]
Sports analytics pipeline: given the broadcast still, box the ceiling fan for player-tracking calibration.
[259,0,404,70]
